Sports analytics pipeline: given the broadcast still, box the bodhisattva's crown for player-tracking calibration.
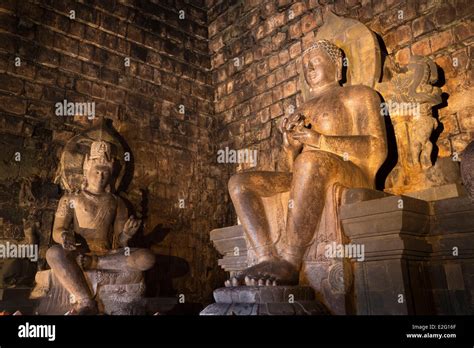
[86,140,113,170]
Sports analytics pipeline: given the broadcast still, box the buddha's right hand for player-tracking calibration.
[279,113,305,133]
[60,231,76,251]
[279,116,303,154]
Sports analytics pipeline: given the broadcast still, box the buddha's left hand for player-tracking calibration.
[123,215,141,236]
[291,125,321,148]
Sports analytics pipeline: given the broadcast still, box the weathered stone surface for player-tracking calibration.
[201,286,329,315]
[341,195,474,315]
[213,286,315,304]
[30,269,177,315]
[404,183,467,201]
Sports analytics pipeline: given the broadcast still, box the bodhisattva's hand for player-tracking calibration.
[291,124,322,148]
[60,231,76,251]
[123,215,141,237]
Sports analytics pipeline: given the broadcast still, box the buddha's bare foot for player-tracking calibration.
[224,259,298,287]
[73,298,98,315]
[76,254,98,270]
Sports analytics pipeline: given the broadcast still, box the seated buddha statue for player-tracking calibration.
[226,39,388,286]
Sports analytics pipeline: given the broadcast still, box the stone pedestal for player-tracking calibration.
[200,286,330,315]
[30,270,177,315]
[403,183,466,202]
[340,194,474,315]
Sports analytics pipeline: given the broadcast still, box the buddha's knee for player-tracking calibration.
[46,245,67,266]
[128,249,155,271]
[228,172,251,196]
[294,151,336,175]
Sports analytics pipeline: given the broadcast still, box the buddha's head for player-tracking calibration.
[82,140,114,193]
[302,39,343,89]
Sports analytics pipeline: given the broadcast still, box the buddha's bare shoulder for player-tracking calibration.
[340,84,380,103]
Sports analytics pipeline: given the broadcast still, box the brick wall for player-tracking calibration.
[208,0,473,176]
[0,0,229,305]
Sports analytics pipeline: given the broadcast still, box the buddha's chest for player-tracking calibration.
[303,98,353,135]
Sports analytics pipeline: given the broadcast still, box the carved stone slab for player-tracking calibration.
[200,286,330,316]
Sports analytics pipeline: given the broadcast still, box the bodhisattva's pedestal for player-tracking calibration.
[30,269,177,315]
[200,286,329,315]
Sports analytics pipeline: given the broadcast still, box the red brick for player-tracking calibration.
[82,62,100,79]
[275,67,286,84]
[433,4,456,28]
[269,54,280,70]
[265,73,275,90]
[0,74,23,95]
[301,31,315,50]
[258,107,270,123]
[301,13,318,34]
[69,21,85,38]
[385,25,412,52]
[452,0,474,17]
[272,84,283,101]
[24,82,43,100]
[288,2,307,19]
[284,61,297,79]
[91,83,106,99]
[0,95,26,115]
[412,15,435,38]
[270,102,283,118]
[282,80,297,98]
[453,20,474,41]
[127,24,143,43]
[84,26,104,45]
[430,30,454,53]
[279,49,290,65]
[411,37,431,56]
[60,55,82,74]
[256,60,269,77]
[36,68,56,85]
[29,101,54,118]
[272,32,287,50]
[37,48,60,68]
[289,42,302,59]
[288,22,302,40]
[76,80,91,95]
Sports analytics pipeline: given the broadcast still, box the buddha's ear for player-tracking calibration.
[336,58,342,81]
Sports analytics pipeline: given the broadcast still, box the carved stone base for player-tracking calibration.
[399,183,466,202]
[200,286,330,315]
[341,195,474,314]
[30,270,176,315]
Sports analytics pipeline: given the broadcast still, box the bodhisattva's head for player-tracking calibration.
[302,39,343,90]
[82,141,114,193]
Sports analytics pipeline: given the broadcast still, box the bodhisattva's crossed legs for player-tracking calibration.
[46,245,155,314]
[227,151,340,287]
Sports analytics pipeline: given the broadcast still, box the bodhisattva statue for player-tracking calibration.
[226,39,387,287]
[46,140,155,314]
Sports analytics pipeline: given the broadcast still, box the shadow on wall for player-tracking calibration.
[141,224,205,314]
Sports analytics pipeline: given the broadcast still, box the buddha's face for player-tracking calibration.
[86,162,111,193]
[303,49,338,88]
